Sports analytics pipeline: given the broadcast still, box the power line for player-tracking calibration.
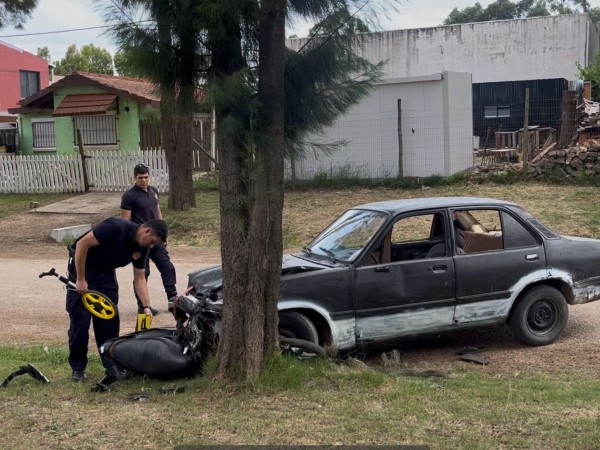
[0,21,152,39]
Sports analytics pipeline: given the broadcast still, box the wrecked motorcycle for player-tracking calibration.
[97,292,326,389]
[41,267,325,390]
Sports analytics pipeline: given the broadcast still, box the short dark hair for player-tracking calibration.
[144,219,168,242]
[134,163,150,175]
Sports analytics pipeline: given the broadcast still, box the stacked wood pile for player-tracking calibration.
[527,139,600,178]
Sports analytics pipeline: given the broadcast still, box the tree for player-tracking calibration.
[53,44,114,76]
[106,0,385,379]
[443,0,597,25]
[113,47,143,77]
[206,0,385,379]
[37,46,50,62]
[106,1,198,211]
[0,0,37,29]
[578,51,600,100]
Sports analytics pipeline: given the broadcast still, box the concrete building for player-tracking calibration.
[286,14,599,178]
[0,40,51,115]
[359,14,597,83]
[290,72,473,179]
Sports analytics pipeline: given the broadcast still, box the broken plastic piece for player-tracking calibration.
[128,392,151,401]
[457,346,485,355]
[1,364,50,387]
[460,353,489,365]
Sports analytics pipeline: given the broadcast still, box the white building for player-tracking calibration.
[286,14,599,179]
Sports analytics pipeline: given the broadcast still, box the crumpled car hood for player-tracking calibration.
[188,254,327,293]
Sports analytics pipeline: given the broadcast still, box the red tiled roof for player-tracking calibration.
[52,93,117,117]
[74,71,161,105]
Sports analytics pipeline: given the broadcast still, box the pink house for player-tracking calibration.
[0,40,51,114]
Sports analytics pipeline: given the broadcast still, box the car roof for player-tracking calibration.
[355,197,518,214]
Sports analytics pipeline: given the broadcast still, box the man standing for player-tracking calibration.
[121,163,178,314]
[67,217,168,381]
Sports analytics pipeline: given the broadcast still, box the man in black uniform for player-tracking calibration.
[121,163,177,314]
[67,217,168,381]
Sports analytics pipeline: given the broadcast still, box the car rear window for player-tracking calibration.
[502,212,539,248]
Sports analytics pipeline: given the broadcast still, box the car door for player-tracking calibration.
[353,209,456,343]
[452,207,546,324]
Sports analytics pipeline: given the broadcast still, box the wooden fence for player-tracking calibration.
[85,149,169,192]
[0,149,169,193]
[0,154,84,193]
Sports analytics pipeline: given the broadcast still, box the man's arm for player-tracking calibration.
[133,266,153,316]
[74,232,100,293]
[121,208,132,220]
[121,192,133,221]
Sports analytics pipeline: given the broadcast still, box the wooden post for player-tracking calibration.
[76,128,90,192]
[558,90,577,149]
[397,99,403,178]
[522,88,530,175]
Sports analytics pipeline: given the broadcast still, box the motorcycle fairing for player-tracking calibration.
[101,328,199,380]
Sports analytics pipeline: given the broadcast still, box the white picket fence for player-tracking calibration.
[0,149,169,194]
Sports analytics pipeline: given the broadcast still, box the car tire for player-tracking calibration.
[278,311,319,344]
[509,285,568,346]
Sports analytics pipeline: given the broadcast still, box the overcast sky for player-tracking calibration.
[0,0,556,63]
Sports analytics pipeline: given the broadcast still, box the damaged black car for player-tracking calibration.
[188,197,600,350]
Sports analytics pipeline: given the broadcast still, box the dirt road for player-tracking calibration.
[1,205,600,375]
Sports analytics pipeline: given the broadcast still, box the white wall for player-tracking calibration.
[288,14,598,84]
[292,72,473,179]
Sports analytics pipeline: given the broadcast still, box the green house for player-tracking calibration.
[9,71,161,155]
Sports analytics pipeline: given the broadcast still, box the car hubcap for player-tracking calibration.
[528,299,556,333]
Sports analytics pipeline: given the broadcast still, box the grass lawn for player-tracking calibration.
[0,193,73,220]
[164,181,600,249]
[1,345,599,449]
[2,181,600,449]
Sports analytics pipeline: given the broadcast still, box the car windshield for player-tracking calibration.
[305,209,387,262]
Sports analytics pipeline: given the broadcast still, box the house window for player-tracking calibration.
[73,114,118,146]
[20,70,40,98]
[497,106,511,118]
[32,120,56,149]
[484,106,511,118]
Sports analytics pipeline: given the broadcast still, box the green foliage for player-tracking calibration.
[53,44,114,76]
[442,0,594,25]
[255,352,333,391]
[113,47,142,78]
[193,173,219,191]
[284,8,384,160]
[36,46,50,62]
[578,51,600,100]
[0,0,37,29]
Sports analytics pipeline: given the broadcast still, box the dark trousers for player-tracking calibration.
[66,262,119,371]
[134,242,177,307]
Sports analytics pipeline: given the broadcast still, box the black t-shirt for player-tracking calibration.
[76,217,149,272]
[120,184,160,224]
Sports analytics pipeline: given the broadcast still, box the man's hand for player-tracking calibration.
[180,286,194,296]
[75,279,88,294]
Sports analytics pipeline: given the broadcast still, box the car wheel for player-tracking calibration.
[278,311,319,344]
[509,286,568,346]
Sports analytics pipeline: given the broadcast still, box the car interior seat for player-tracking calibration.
[425,242,446,258]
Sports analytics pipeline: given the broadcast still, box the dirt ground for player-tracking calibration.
[1,203,600,377]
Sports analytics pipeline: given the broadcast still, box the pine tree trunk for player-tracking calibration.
[216,0,286,379]
[157,9,196,211]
